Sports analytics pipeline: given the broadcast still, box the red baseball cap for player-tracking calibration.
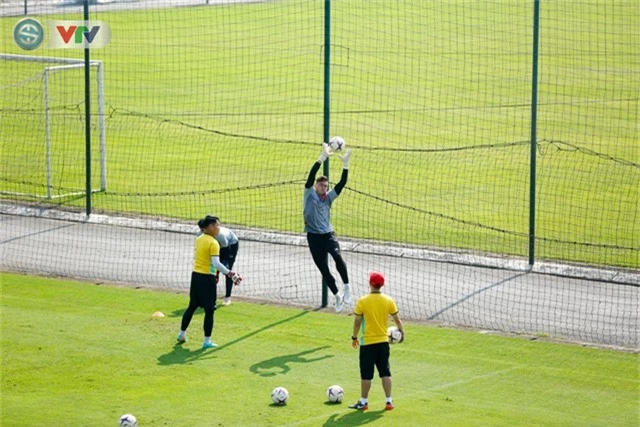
[369,271,385,288]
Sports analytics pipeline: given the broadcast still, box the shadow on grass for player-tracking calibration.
[322,409,385,426]
[250,346,333,377]
[167,300,229,318]
[167,308,184,318]
[157,310,310,365]
[269,402,289,407]
[157,343,217,365]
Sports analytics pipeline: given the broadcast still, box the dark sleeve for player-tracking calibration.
[334,169,349,195]
[305,162,321,189]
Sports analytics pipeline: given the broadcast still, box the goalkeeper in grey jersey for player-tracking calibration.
[215,225,239,306]
[303,142,353,312]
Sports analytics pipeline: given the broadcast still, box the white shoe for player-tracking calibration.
[335,294,343,313]
[343,284,352,304]
[222,297,231,306]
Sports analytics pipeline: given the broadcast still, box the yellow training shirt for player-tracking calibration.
[193,233,220,275]
[354,292,399,345]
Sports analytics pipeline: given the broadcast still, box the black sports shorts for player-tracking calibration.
[189,272,217,310]
[359,342,391,380]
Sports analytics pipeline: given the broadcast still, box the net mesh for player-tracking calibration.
[0,0,637,348]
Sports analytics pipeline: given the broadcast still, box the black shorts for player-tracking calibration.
[306,232,340,254]
[359,342,391,380]
[189,272,217,311]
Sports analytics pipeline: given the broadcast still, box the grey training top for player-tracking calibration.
[215,226,239,248]
[303,186,339,234]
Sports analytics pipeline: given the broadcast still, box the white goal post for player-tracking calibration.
[0,53,106,199]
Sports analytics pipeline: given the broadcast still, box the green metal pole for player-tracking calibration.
[84,0,92,216]
[321,0,331,307]
[528,0,540,267]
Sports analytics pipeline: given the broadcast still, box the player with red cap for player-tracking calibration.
[349,271,405,411]
[368,271,385,288]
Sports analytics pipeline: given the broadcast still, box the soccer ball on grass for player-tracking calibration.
[271,386,289,405]
[119,414,137,427]
[388,326,403,344]
[328,136,345,152]
[327,385,344,403]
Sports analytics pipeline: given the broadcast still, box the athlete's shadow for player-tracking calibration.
[166,300,228,319]
[157,343,217,365]
[250,346,334,377]
[158,310,310,365]
[167,308,184,318]
[322,410,385,426]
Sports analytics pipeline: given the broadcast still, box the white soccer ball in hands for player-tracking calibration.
[119,414,138,427]
[327,385,344,403]
[388,326,403,344]
[328,136,345,152]
[271,386,289,405]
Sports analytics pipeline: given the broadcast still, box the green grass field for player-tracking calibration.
[1,272,638,426]
[1,1,638,267]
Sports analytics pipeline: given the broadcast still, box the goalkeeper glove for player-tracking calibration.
[228,271,243,285]
[317,143,332,163]
[340,149,352,169]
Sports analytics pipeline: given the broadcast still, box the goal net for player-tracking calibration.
[0,54,106,200]
[0,2,637,350]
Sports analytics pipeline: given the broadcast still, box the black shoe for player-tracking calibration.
[348,401,368,410]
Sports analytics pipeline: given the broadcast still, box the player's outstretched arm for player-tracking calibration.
[212,256,230,276]
[213,256,244,285]
[339,149,352,169]
[305,162,321,189]
[318,143,332,164]
[305,144,331,188]
[333,149,352,195]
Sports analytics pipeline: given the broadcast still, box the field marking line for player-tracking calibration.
[426,366,520,392]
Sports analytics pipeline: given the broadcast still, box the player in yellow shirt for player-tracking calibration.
[176,215,243,349]
[349,271,404,411]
